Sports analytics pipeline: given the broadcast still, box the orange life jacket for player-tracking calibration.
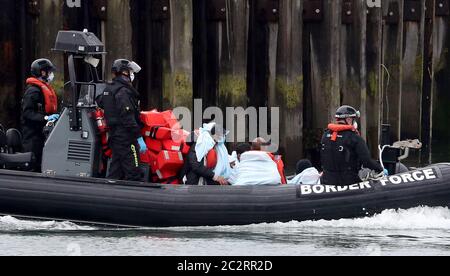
[327,124,357,142]
[206,149,218,169]
[26,77,58,114]
[267,153,287,185]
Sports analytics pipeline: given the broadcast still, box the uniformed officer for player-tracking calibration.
[98,59,147,181]
[321,106,385,186]
[22,58,60,172]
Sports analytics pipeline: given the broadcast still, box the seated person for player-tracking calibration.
[228,143,251,183]
[229,143,251,169]
[183,123,232,186]
[288,159,322,185]
[229,150,282,186]
[251,137,287,184]
[252,137,269,151]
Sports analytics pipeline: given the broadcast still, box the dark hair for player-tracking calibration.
[211,124,226,137]
[296,159,313,175]
[235,143,252,155]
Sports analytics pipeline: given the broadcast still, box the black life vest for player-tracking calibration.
[321,124,359,174]
[99,78,140,128]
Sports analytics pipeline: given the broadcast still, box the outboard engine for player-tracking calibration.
[41,30,106,178]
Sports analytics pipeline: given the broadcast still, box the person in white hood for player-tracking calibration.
[288,159,322,185]
[229,150,282,186]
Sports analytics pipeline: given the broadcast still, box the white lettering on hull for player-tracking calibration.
[300,169,438,196]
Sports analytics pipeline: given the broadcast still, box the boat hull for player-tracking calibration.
[1,164,450,227]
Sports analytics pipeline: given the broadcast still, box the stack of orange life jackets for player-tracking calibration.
[140,110,191,184]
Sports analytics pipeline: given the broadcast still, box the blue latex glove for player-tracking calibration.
[137,137,147,153]
[383,169,389,176]
[47,114,60,122]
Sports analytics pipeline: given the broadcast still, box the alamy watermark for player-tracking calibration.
[173,99,280,152]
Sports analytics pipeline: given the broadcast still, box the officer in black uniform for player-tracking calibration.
[98,59,147,181]
[320,106,385,186]
[22,59,60,172]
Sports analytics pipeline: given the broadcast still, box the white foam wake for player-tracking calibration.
[0,216,95,231]
[1,207,450,232]
[292,206,450,230]
[174,206,450,232]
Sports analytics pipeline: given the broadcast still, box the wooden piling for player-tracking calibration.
[217,0,249,108]
[35,0,65,95]
[366,3,383,157]
[163,0,193,111]
[104,0,133,81]
[381,0,404,143]
[421,0,435,164]
[0,2,22,127]
[274,0,304,167]
[303,0,341,165]
[431,0,450,163]
[401,0,425,143]
[340,0,367,140]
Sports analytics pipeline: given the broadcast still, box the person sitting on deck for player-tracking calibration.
[183,123,232,186]
[229,150,282,186]
[288,159,322,185]
[251,137,287,184]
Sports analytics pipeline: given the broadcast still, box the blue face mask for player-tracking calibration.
[218,136,226,145]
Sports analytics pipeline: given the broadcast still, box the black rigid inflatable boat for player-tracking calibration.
[0,164,449,228]
[2,30,449,228]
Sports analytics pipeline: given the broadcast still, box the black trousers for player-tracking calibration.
[107,129,143,181]
[22,131,44,172]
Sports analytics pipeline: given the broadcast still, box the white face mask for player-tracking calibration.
[353,121,358,130]
[130,72,135,82]
[47,72,55,83]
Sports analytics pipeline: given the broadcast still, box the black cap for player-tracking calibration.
[31,59,56,77]
[211,124,227,137]
[296,159,313,175]
[235,143,252,155]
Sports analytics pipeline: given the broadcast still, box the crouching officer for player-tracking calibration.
[22,58,60,172]
[98,59,147,181]
[320,106,386,186]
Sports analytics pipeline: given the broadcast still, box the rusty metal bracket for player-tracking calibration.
[207,0,227,21]
[255,0,279,23]
[342,0,354,24]
[303,0,323,22]
[152,0,170,21]
[436,0,450,16]
[404,0,421,22]
[385,1,399,24]
[91,0,107,21]
[28,0,40,16]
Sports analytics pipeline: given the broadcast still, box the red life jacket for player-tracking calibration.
[327,124,357,142]
[26,77,58,114]
[94,109,112,158]
[206,149,218,169]
[267,153,287,185]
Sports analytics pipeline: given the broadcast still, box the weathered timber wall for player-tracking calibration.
[3,0,450,168]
